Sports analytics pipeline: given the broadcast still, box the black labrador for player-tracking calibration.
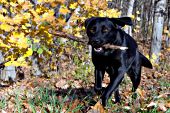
[85,17,152,106]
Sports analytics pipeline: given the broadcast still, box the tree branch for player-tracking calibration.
[51,31,87,45]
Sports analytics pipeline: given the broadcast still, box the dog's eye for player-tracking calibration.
[89,27,96,33]
[113,24,118,29]
[102,27,109,33]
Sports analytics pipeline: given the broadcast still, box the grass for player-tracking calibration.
[14,93,22,113]
[0,63,169,112]
[0,87,86,113]
[0,97,6,110]
[0,82,169,112]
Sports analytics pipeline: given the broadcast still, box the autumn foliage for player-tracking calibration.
[0,0,121,67]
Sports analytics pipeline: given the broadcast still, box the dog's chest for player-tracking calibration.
[92,50,123,66]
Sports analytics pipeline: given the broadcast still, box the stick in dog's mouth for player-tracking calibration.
[103,44,128,50]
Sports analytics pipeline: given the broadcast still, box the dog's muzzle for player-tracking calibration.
[88,40,104,52]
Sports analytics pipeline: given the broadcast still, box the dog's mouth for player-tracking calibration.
[94,47,103,52]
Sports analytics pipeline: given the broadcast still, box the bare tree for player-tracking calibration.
[166,0,170,47]
[150,0,167,63]
[124,0,135,36]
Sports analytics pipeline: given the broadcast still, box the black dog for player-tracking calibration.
[85,17,152,106]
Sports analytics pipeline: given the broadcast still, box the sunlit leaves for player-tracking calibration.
[8,32,28,48]
[136,11,140,14]
[69,3,78,9]
[37,48,44,54]
[0,23,14,32]
[59,5,70,14]
[99,9,121,18]
[0,0,123,67]
[42,9,55,22]
[24,48,33,57]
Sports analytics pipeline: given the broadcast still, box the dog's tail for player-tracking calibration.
[140,52,153,69]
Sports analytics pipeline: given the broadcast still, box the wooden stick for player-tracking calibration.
[51,31,87,44]
[103,44,128,50]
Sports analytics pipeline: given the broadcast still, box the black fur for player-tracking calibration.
[85,17,152,106]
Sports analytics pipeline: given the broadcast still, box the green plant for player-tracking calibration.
[0,97,7,110]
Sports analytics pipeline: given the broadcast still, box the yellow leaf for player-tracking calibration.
[5,61,13,66]
[59,7,70,14]
[91,101,105,113]
[99,10,106,17]
[22,25,27,29]
[75,32,82,37]
[5,60,27,66]
[1,0,7,3]
[9,32,28,48]
[47,51,52,55]
[22,1,32,10]
[24,48,33,57]
[1,8,7,14]
[0,39,10,48]
[69,3,78,9]
[42,10,55,22]
[151,54,157,60]
[57,18,66,25]
[136,11,140,14]
[25,23,31,27]
[10,2,17,7]
[146,54,149,59]
[0,23,14,32]
[129,14,135,19]
[13,14,23,24]
[56,0,65,4]
[23,13,31,19]
[0,14,5,22]
[18,0,25,4]
[106,9,121,18]
[37,0,44,3]
[33,39,40,43]
[17,56,25,62]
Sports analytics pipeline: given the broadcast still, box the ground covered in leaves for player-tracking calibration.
[0,41,170,113]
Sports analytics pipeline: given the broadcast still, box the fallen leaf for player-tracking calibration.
[147,101,157,108]
[55,79,69,89]
[158,103,167,112]
[1,110,7,113]
[157,93,170,99]
[137,89,146,98]
[90,101,105,113]
[165,102,170,108]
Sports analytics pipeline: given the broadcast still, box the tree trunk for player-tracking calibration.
[166,0,170,47]
[150,0,167,63]
[124,0,135,36]
[0,51,16,81]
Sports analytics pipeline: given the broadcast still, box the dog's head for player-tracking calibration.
[85,17,132,53]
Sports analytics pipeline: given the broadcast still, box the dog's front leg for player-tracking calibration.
[94,67,105,95]
[101,67,125,106]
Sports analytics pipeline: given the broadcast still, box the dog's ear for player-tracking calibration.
[110,17,133,27]
[85,17,95,28]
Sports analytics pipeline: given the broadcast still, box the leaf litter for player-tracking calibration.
[0,40,170,113]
